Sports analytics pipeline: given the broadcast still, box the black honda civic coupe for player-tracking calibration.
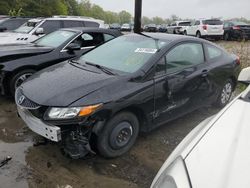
[16,33,241,159]
[0,27,122,96]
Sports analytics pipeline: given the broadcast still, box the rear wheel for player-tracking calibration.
[97,112,139,158]
[184,30,187,35]
[196,31,201,38]
[224,32,230,41]
[10,69,35,96]
[215,79,234,108]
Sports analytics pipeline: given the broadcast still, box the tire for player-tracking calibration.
[9,69,35,96]
[215,79,234,108]
[97,111,139,158]
[184,30,187,35]
[196,31,201,38]
[224,33,230,41]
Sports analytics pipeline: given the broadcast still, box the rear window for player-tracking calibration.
[202,19,223,25]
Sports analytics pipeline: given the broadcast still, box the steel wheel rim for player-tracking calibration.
[221,82,232,104]
[15,73,33,89]
[110,122,133,150]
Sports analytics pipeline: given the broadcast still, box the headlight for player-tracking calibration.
[47,104,103,120]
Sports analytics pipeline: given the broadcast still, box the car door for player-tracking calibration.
[153,42,212,125]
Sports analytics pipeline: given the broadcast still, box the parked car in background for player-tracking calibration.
[167,21,191,34]
[185,19,224,40]
[158,24,168,33]
[0,17,30,32]
[121,23,132,32]
[151,67,250,188]
[16,33,240,159]
[0,28,121,96]
[0,16,105,44]
[110,23,121,30]
[144,24,157,32]
[223,21,250,40]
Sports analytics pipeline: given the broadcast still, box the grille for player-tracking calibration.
[15,87,40,109]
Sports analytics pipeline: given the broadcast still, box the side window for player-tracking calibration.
[40,20,61,34]
[1,20,20,30]
[166,43,204,74]
[70,32,104,48]
[195,21,200,25]
[63,20,84,28]
[84,21,99,27]
[103,34,115,42]
[206,44,222,60]
[224,23,229,28]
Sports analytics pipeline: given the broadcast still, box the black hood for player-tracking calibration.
[0,43,54,62]
[21,61,118,107]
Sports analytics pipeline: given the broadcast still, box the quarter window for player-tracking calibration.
[104,34,115,42]
[206,44,222,60]
[166,43,204,74]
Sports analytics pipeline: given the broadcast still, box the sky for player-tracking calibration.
[90,0,250,19]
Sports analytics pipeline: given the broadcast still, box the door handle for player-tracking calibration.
[201,69,209,77]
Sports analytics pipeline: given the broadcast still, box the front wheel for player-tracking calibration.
[215,79,234,108]
[97,112,139,158]
[10,69,35,96]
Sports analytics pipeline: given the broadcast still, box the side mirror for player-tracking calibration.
[238,67,250,84]
[66,43,81,52]
[0,27,7,32]
[35,28,44,35]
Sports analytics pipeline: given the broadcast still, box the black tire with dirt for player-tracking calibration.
[224,32,230,41]
[196,31,201,38]
[214,79,234,108]
[10,69,36,96]
[97,112,139,158]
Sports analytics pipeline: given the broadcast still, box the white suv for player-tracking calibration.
[184,19,224,40]
[0,16,104,44]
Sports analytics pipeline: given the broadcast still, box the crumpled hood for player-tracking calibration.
[0,32,37,44]
[21,61,117,107]
[0,43,54,61]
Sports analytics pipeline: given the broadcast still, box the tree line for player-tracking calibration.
[0,0,249,25]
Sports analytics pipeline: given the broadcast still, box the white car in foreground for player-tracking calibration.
[0,16,104,44]
[185,19,224,40]
[151,67,250,188]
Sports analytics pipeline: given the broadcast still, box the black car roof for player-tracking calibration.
[61,27,122,36]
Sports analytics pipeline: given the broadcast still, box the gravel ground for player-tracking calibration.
[0,41,249,188]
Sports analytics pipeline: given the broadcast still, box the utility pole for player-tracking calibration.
[134,0,142,33]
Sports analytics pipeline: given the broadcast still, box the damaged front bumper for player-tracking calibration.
[17,106,62,142]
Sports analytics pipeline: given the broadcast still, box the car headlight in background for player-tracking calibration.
[152,157,191,188]
[47,104,103,120]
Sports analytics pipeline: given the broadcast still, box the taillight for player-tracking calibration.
[233,26,240,30]
[236,57,240,65]
[202,25,207,30]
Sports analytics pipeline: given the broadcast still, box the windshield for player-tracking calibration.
[14,21,40,33]
[34,30,76,48]
[179,22,191,26]
[79,34,169,74]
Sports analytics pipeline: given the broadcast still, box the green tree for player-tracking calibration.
[118,10,131,24]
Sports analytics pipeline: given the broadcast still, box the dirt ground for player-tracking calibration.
[0,41,249,188]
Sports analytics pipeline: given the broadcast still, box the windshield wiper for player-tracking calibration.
[85,62,116,75]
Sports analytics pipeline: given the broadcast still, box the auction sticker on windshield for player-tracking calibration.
[135,48,158,54]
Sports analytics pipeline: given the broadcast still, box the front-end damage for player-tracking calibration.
[16,87,105,159]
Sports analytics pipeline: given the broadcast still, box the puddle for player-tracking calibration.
[0,141,33,188]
